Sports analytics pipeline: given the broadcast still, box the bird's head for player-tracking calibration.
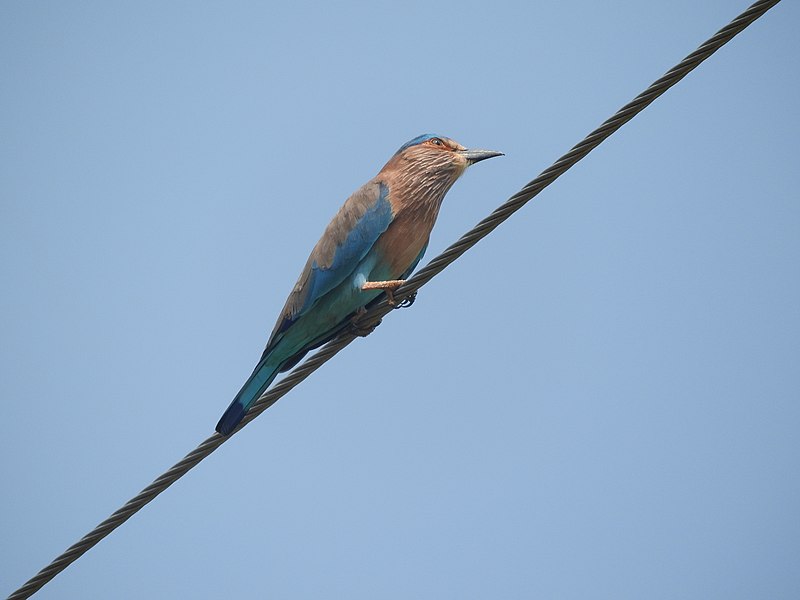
[391,134,503,178]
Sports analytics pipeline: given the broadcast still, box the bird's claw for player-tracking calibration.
[393,291,417,309]
[349,307,382,337]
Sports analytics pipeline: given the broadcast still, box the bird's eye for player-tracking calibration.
[430,138,444,146]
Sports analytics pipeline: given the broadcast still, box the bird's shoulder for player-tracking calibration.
[312,179,392,269]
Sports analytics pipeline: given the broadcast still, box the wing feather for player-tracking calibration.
[264,180,393,354]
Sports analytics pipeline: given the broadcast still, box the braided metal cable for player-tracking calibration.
[7,1,781,597]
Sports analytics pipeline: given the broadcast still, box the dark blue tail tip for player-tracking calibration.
[215,403,247,436]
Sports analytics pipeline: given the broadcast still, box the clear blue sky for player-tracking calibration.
[2,1,798,598]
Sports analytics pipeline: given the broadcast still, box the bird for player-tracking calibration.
[216,134,502,435]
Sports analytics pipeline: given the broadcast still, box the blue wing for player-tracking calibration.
[264,181,393,354]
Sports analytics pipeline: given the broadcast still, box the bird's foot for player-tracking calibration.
[362,279,406,306]
[394,291,417,309]
[349,306,382,337]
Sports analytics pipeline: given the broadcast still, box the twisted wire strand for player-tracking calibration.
[7,1,780,597]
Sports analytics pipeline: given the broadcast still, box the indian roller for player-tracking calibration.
[216,134,502,435]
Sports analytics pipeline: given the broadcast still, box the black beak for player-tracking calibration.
[460,148,504,165]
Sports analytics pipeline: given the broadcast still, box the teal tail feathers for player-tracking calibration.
[216,359,281,435]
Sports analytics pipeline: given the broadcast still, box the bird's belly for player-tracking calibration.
[374,216,431,278]
[270,218,429,362]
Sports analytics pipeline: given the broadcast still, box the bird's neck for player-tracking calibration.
[379,158,464,223]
